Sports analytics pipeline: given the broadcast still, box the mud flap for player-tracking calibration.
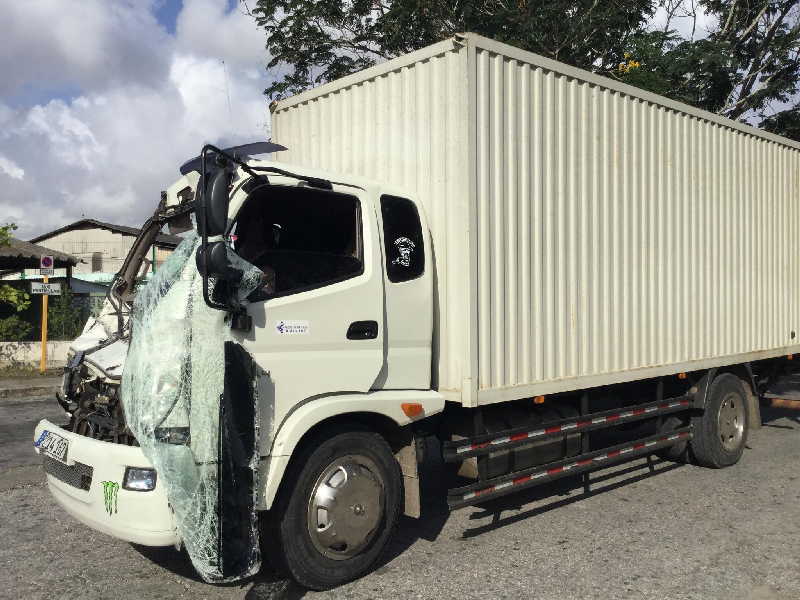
[218,342,260,579]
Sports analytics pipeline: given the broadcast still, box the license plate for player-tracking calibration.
[38,431,69,464]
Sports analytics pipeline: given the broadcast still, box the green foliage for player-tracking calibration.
[248,0,654,99]
[0,315,33,341]
[0,285,30,312]
[0,223,30,312]
[761,106,800,139]
[616,0,800,138]
[47,287,84,341]
[0,223,16,247]
[248,0,800,141]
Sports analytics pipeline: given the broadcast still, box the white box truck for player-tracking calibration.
[35,33,800,590]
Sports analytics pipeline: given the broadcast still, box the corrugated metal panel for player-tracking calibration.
[271,33,800,406]
[473,44,800,402]
[272,43,472,395]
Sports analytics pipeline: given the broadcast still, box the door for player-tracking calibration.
[232,184,386,431]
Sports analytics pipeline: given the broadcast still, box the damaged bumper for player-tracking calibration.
[34,420,177,547]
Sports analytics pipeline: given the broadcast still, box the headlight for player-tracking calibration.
[123,467,157,491]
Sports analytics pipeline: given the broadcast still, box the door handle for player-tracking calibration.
[347,320,378,340]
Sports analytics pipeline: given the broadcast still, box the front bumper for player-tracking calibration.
[34,420,178,546]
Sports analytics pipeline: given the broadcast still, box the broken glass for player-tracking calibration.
[122,232,264,582]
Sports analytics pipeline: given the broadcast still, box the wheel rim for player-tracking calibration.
[717,392,746,452]
[306,454,385,561]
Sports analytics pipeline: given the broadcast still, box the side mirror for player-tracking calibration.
[197,169,230,236]
[196,241,242,281]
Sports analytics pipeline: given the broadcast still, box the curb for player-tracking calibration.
[0,386,60,402]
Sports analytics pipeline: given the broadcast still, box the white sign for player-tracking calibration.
[274,320,310,335]
[39,255,54,276]
[31,282,61,295]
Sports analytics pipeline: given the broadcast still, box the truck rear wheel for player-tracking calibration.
[268,428,402,590]
[690,373,749,468]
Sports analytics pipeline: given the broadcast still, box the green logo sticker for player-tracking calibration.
[101,481,119,515]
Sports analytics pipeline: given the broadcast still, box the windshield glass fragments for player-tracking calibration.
[122,232,264,582]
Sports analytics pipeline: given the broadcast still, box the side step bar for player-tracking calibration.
[447,428,692,510]
[442,396,691,462]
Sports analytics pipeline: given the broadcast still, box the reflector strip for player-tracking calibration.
[454,399,690,455]
[458,432,690,502]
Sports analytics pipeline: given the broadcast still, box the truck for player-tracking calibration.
[34,32,800,590]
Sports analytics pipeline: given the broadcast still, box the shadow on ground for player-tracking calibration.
[135,435,693,598]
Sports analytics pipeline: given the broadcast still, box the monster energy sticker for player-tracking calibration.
[101,481,119,515]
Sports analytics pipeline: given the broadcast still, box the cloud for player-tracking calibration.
[1,1,172,101]
[0,0,271,239]
[175,0,268,69]
[0,155,24,181]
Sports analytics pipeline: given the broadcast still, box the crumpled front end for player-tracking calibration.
[34,419,177,546]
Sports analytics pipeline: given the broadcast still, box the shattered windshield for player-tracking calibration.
[121,232,264,582]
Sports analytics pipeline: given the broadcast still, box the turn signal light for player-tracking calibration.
[533,395,545,404]
[401,403,424,418]
[677,372,687,380]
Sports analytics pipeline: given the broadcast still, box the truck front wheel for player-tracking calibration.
[268,428,402,590]
[690,373,749,468]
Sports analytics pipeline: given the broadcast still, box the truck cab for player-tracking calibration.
[34,145,446,589]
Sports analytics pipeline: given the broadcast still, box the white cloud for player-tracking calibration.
[0,155,24,180]
[1,1,172,98]
[175,0,268,68]
[0,0,271,238]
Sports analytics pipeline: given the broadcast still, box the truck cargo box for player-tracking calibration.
[271,32,800,407]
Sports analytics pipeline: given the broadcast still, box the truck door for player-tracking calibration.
[233,184,386,427]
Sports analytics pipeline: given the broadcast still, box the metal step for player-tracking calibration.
[447,427,692,510]
[442,396,691,462]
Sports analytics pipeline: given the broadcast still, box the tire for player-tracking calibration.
[690,373,749,468]
[655,414,690,462]
[266,428,402,590]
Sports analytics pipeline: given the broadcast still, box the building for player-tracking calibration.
[0,220,184,316]
[28,219,182,277]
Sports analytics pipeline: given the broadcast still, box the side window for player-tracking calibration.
[233,187,364,299]
[381,195,424,283]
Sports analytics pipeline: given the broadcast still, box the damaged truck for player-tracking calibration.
[34,33,800,590]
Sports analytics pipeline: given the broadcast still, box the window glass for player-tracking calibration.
[381,195,424,283]
[233,187,363,299]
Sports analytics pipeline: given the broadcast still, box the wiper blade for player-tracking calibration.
[179,141,287,175]
[248,166,333,190]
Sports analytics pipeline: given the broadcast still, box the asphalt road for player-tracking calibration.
[2,395,799,600]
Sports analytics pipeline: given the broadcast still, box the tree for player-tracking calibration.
[617,0,800,138]
[247,0,800,141]
[246,0,655,99]
[0,224,30,313]
[0,223,32,342]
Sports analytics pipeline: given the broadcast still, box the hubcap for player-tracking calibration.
[717,392,745,452]
[307,454,384,561]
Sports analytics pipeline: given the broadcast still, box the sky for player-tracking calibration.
[0,0,272,238]
[0,1,726,240]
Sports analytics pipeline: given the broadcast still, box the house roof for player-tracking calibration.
[30,218,183,249]
[0,237,79,269]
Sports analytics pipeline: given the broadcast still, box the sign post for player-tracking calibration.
[39,256,54,373]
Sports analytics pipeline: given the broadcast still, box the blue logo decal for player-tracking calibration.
[34,431,48,447]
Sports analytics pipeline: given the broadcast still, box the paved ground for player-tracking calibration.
[0,375,60,399]
[2,395,799,600]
